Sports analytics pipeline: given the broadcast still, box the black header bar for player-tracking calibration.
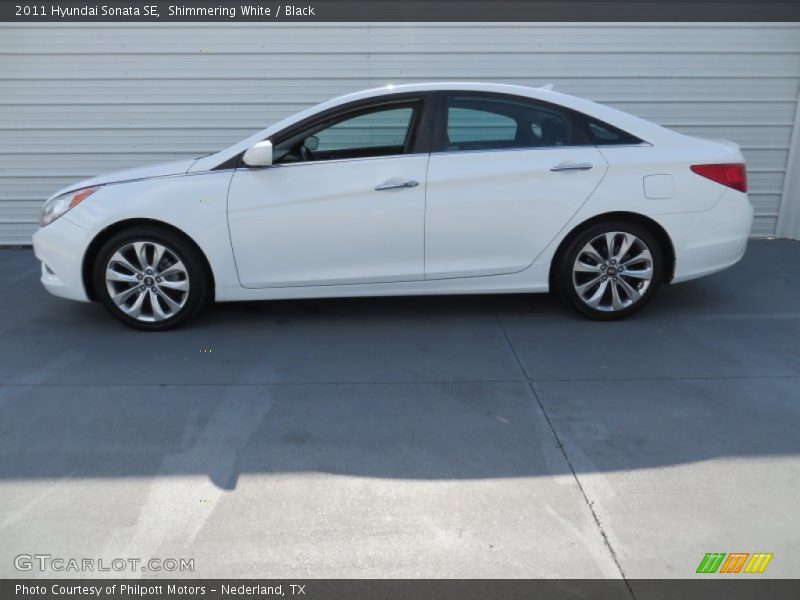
[2,1,799,22]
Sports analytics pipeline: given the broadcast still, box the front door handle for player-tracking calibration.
[550,162,593,172]
[374,179,420,191]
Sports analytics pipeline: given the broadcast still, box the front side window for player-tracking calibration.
[443,95,578,151]
[273,103,418,164]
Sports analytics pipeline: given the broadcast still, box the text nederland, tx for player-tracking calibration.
[38,4,317,18]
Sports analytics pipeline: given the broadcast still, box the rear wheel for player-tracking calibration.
[93,226,210,330]
[556,221,663,320]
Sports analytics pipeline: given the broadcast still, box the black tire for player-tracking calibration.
[554,220,664,320]
[93,225,210,330]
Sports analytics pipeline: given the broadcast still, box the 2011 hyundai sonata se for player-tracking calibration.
[33,82,753,330]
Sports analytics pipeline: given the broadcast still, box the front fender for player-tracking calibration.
[64,170,239,290]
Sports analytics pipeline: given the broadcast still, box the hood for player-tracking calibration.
[48,158,198,201]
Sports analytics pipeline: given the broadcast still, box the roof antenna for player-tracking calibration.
[540,83,554,91]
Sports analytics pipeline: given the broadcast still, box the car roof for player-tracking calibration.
[319,81,616,120]
[332,81,553,100]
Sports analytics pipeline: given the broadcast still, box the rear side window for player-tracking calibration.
[447,108,517,144]
[443,95,580,151]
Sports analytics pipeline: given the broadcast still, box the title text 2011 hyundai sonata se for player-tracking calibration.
[33,82,753,330]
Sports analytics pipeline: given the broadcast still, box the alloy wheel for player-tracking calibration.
[571,231,654,312]
[104,241,190,322]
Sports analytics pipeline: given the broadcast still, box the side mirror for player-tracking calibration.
[243,140,273,167]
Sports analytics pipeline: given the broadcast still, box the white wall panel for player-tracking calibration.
[1,22,798,243]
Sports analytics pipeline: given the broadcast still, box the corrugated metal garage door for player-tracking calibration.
[1,23,799,243]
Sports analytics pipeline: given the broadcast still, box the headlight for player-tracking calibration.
[40,186,100,227]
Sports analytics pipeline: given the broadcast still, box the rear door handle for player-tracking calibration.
[550,162,593,172]
[374,179,420,191]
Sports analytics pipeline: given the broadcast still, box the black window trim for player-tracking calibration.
[211,89,648,171]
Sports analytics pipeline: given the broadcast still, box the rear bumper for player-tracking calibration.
[32,216,92,302]
[664,189,753,284]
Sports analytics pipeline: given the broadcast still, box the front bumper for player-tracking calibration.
[32,216,92,302]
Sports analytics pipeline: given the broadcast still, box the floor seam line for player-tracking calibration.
[529,375,800,383]
[0,378,526,388]
[527,379,636,599]
[3,374,797,388]
[493,309,636,598]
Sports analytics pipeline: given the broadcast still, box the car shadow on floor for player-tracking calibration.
[1,241,798,488]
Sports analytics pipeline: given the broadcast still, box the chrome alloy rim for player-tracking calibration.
[572,231,654,312]
[105,241,190,322]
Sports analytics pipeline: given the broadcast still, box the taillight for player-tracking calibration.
[690,163,747,193]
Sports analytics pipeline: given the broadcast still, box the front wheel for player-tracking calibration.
[555,221,663,320]
[93,226,210,330]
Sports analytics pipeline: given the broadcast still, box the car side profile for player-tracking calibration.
[33,82,753,330]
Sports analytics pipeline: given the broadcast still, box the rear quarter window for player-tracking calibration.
[583,119,644,146]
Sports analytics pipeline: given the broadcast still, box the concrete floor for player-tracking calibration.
[0,240,798,582]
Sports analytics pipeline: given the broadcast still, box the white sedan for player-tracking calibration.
[33,82,752,330]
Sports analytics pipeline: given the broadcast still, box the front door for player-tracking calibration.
[227,99,429,288]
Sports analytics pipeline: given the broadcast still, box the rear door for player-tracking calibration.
[425,93,608,279]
